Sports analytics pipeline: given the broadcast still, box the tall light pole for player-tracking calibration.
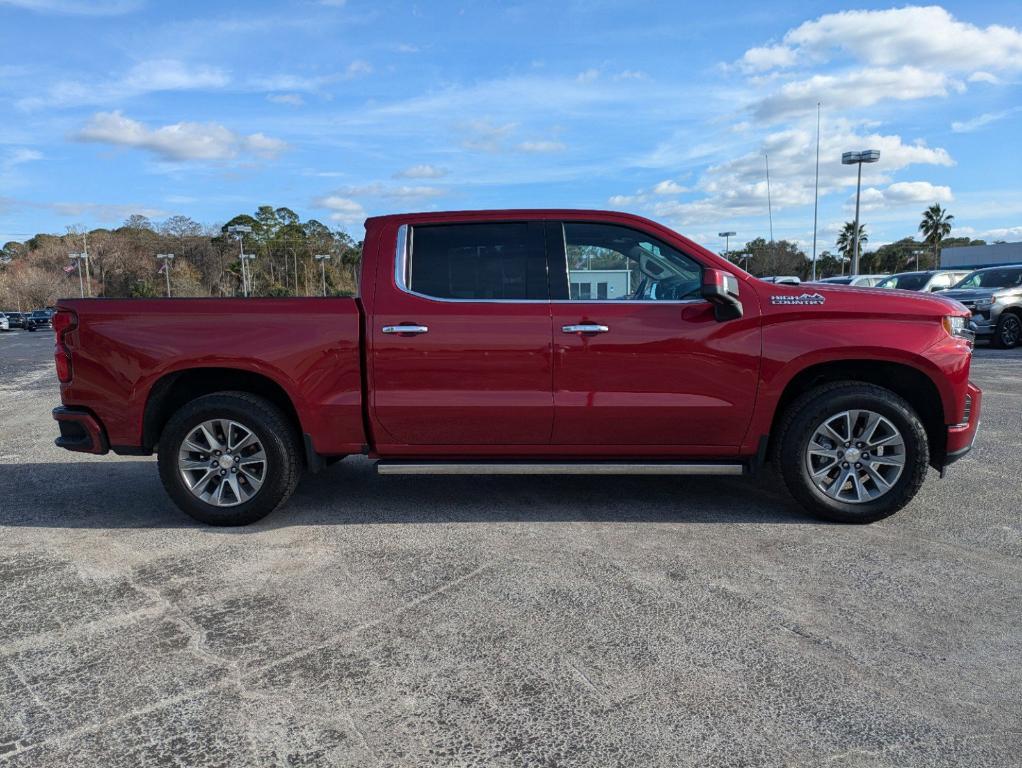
[764,153,774,243]
[811,102,821,281]
[718,231,736,261]
[227,225,253,296]
[314,254,331,296]
[156,253,174,297]
[841,149,880,275]
[69,252,86,298]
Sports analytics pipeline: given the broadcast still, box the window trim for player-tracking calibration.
[394,221,551,304]
[551,220,710,305]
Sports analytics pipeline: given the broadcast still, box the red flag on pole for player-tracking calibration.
[63,264,76,274]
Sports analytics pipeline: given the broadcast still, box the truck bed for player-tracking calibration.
[56,297,366,457]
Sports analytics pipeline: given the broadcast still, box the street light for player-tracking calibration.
[68,252,87,298]
[718,231,736,261]
[227,225,253,297]
[841,149,880,275]
[156,253,174,297]
[314,254,331,296]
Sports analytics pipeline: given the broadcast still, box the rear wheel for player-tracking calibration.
[774,383,929,523]
[993,313,1021,349]
[158,392,300,525]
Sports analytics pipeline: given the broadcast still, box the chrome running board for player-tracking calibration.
[376,461,744,476]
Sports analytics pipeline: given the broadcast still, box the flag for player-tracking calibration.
[63,264,76,274]
[157,263,167,274]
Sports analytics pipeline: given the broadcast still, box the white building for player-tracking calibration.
[568,269,631,300]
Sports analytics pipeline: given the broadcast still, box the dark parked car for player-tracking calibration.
[939,265,1022,348]
[29,309,54,329]
[6,311,27,328]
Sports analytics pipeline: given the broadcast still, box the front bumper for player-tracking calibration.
[53,407,109,454]
[942,382,982,469]
[967,315,995,338]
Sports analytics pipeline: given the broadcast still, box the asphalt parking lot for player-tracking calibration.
[1,329,1020,767]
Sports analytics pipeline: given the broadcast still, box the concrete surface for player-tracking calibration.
[1,329,1020,767]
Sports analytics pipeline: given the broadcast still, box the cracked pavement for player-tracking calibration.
[1,330,1020,767]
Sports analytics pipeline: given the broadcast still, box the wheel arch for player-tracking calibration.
[142,367,304,458]
[766,359,946,467]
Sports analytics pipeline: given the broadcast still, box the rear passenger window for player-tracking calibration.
[409,222,546,300]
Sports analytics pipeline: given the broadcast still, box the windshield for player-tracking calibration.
[953,268,1022,289]
[878,273,930,290]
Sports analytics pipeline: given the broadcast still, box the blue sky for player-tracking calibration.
[1,0,1020,254]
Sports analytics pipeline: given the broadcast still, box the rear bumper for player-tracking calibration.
[942,382,981,468]
[52,407,109,454]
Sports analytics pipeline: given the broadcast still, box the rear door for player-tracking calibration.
[369,220,554,446]
[548,220,760,450]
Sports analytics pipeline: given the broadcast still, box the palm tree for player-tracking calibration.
[918,204,954,269]
[836,221,867,273]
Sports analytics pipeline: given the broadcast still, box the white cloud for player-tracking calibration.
[747,7,1022,75]
[625,120,954,228]
[652,180,686,195]
[344,60,373,79]
[968,71,1000,84]
[267,93,305,106]
[314,195,366,225]
[978,226,1022,242]
[20,59,229,109]
[460,120,518,152]
[0,0,141,14]
[49,202,168,221]
[576,68,600,83]
[394,164,447,179]
[517,140,566,153]
[737,8,1022,120]
[2,148,43,168]
[855,181,952,211]
[752,66,958,121]
[76,111,288,162]
[738,44,797,73]
[951,107,1021,133]
[333,183,444,200]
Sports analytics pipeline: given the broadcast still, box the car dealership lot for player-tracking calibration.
[1,330,1019,767]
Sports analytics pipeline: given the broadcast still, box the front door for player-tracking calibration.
[370,220,553,447]
[548,220,760,450]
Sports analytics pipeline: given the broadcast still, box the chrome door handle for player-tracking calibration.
[382,325,429,334]
[562,324,609,334]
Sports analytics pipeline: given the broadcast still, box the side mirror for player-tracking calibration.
[701,268,743,321]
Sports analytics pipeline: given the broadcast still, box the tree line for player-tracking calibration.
[0,201,998,310]
[726,204,987,279]
[0,206,362,310]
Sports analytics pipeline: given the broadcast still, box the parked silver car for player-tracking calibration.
[876,270,970,293]
[939,265,1022,348]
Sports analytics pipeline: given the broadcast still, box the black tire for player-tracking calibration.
[992,312,1021,349]
[157,391,301,526]
[773,382,929,524]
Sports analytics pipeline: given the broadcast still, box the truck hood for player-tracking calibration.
[938,287,1008,301]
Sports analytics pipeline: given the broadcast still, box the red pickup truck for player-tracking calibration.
[51,209,980,526]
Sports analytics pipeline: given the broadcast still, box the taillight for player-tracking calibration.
[53,309,77,383]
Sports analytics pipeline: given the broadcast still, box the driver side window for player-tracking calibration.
[562,222,702,301]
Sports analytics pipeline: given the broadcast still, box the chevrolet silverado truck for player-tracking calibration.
[50,209,981,526]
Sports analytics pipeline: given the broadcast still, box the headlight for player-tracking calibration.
[974,297,995,307]
[942,315,974,342]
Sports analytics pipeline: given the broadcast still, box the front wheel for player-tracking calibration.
[157,392,301,525]
[992,313,1021,349]
[774,383,930,524]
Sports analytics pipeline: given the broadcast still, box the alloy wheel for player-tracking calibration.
[177,419,268,507]
[805,409,905,504]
